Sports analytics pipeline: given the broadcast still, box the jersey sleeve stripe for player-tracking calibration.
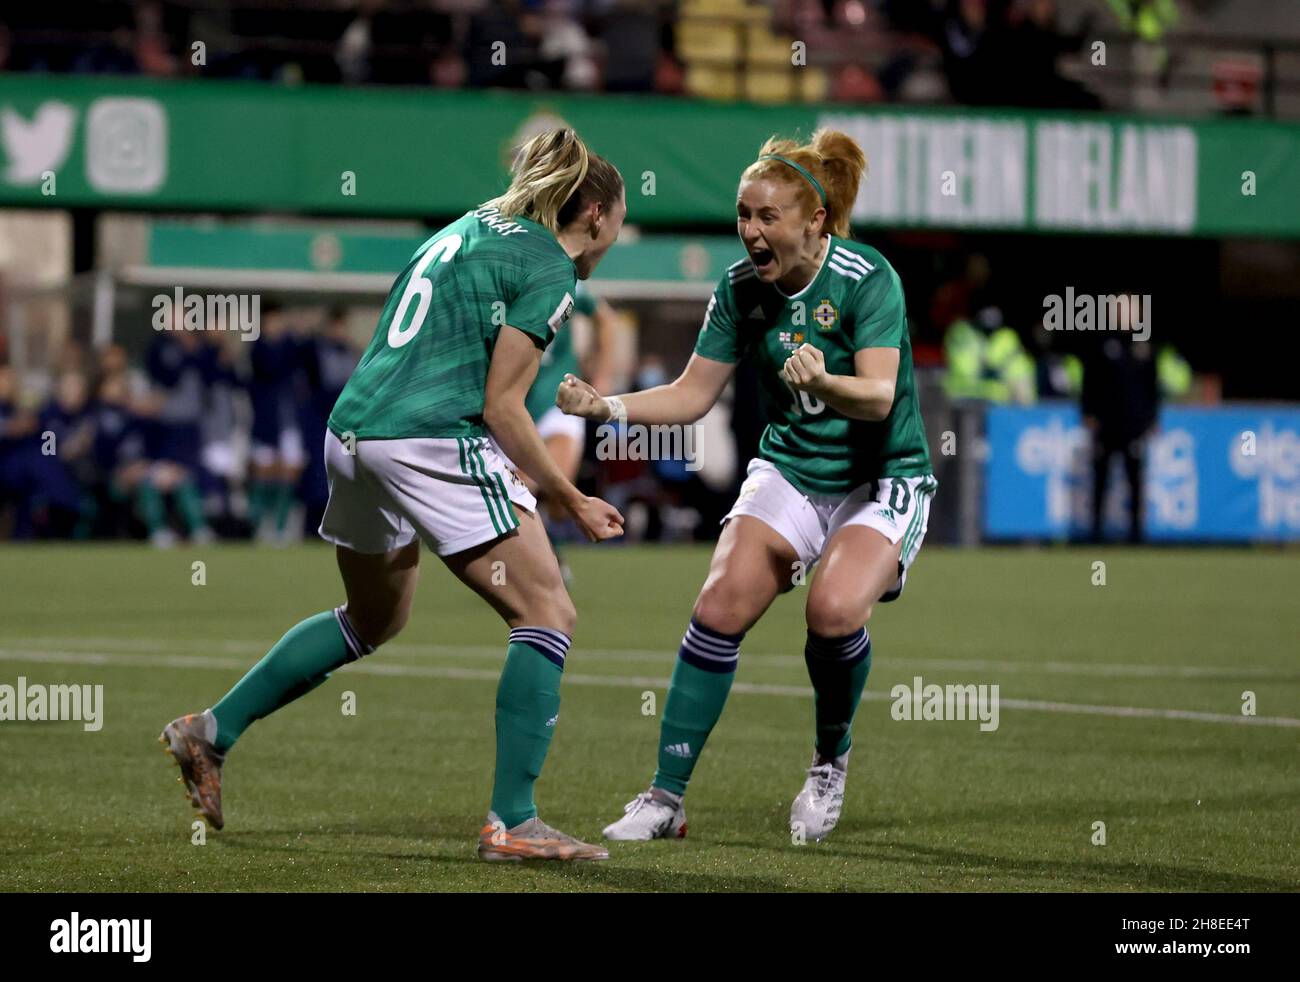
[828,260,864,281]
[832,247,874,272]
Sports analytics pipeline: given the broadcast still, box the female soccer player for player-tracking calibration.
[559,129,936,843]
[161,129,627,862]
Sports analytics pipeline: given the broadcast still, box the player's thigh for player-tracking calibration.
[335,540,422,647]
[693,515,799,635]
[806,525,901,636]
[441,507,575,635]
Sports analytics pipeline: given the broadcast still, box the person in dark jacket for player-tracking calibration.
[1080,293,1158,543]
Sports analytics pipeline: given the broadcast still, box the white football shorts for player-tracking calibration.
[724,458,937,599]
[318,430,536,556]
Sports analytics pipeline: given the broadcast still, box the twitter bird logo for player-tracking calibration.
[2,101,77,185]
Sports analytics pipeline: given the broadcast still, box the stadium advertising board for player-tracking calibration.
[2,76,1298,236]
[984,404,1300,541]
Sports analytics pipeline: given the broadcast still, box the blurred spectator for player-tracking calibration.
[467,2,537,89]
[1029,322,1082,399]
[935,0,1012,106]
[943,306,1035,404]
[536,6,598,91]
[0,0,1126,111]
[1003,0,1101,110]
[597,2,660,93]
[144,321,218,545]
[135,0,179,77]
[931,253,995,332]
[39,371,97,530]
[0,366,85,538]
[298,308,362,534]
[1081,294,1157,544]
[198,330,246,530]
[247,305,308,543]
[431,46,468,88]
[86,371,149,538]
[832,64,885,103]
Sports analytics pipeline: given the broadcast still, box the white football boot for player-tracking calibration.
[790,751,849,842]
[602,788,687,841]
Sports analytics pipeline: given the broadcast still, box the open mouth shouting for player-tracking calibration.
[748,246,776,275]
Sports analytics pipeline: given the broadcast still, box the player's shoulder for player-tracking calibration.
[716,256,769,306]
[827,236,895,284]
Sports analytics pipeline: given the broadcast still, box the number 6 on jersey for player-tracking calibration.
[388,234,463,349]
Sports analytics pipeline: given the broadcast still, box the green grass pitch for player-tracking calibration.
[0,543,1296,892]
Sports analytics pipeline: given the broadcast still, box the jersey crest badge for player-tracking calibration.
[814,300,838,331]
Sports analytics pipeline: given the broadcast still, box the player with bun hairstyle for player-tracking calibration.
[161,129,628,862]
[562,129,936,843]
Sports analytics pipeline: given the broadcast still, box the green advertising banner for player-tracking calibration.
[1,75,1298,236]
[144,222,742,295]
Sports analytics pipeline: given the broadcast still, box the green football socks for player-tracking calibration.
[491,629,570,829]
[652,618,742,797]
[804,628,872,759]
[209,608,373,753]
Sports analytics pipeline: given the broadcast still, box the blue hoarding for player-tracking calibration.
[984,404,1300,541]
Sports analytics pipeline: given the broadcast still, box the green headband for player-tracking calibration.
[758,154,826,205]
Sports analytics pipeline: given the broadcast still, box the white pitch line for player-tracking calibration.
[3,636,1296,681]
[0,646,1297,729]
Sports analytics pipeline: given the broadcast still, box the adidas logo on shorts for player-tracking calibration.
[663,742,693,758]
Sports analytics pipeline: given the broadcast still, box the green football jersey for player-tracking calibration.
[524,282,595,421]
[329,206,577,440]
[694,237,931,494]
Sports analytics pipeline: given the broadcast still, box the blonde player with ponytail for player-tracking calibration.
[162,129,627,862]
[563,129,936,843]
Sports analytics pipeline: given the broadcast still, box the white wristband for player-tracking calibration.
[603,395,628,423]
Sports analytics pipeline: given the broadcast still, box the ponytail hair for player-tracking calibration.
[484,128,624,235]
[742,128,867,238]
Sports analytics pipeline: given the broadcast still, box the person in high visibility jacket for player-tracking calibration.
[1158,344,1192,399]
[1030,322,1084,399]
[943,308,1036,404]
[1105,0,1178,44]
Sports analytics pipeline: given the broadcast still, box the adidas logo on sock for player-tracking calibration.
[663,742,693,758]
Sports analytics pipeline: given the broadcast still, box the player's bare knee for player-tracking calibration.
[344,602,407,650]
[806,592,869,638]
[692,586,751,637]
[518,589,576,636]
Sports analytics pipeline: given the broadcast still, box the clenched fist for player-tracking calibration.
[782,343,828,394]
[556,373,610,421]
